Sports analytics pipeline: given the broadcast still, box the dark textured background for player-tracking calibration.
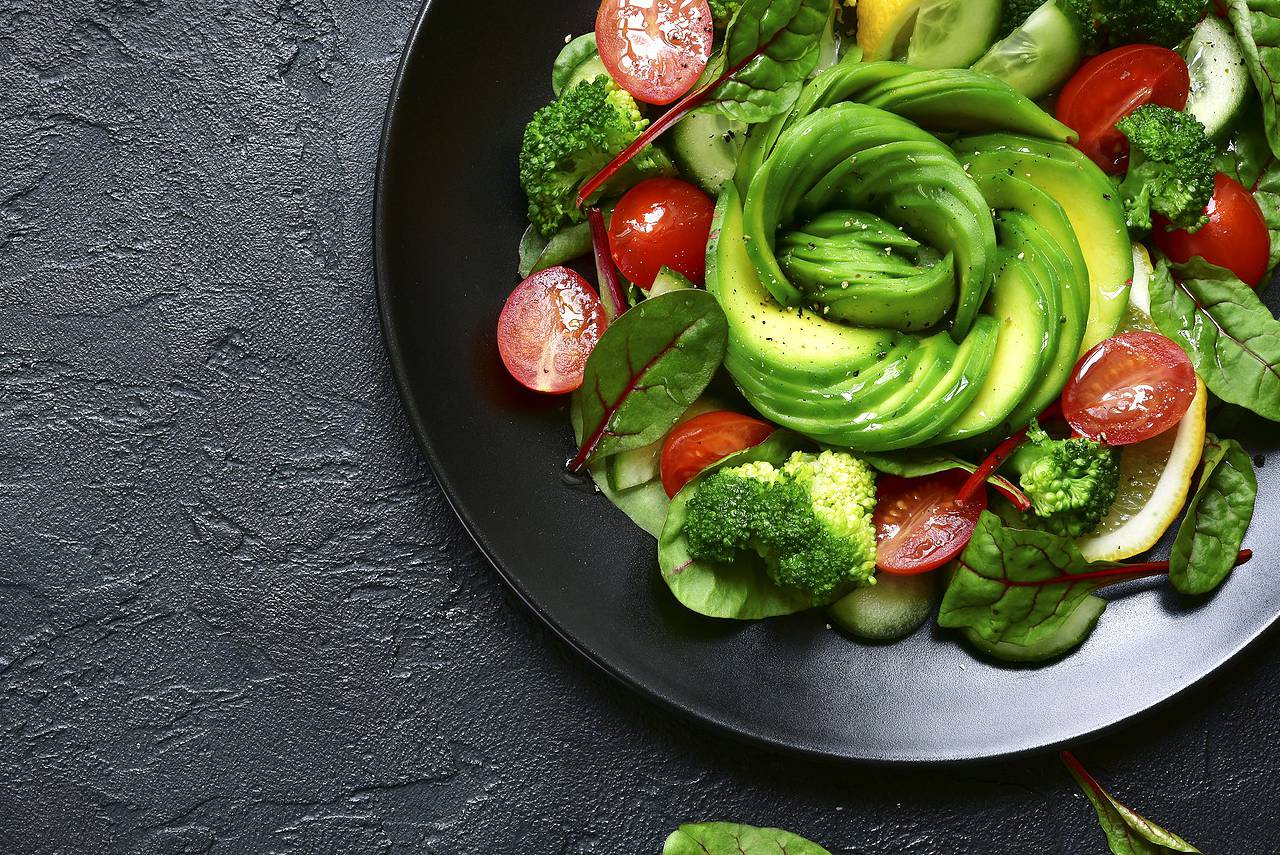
[0,0,1277,852]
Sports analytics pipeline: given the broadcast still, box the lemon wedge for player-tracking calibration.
[857,0,922,61]
[1076,247,1207,563]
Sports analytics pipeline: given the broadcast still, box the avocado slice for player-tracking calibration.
[707,184,998,451]
[954,135,1133,353]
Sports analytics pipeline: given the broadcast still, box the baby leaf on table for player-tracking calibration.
[663,822,832,855]
[570,290,728,471]
[1062,751,1202,854]
[1148,258,1280,422]
[1169,434,1258,595]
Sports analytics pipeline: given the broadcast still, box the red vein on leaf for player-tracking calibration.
[576,31,789,208]
[991,550,1252,589]
[587,207,628,321]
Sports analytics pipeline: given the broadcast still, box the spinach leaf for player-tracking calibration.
[700,0,833,124]
[551,33,598,97]
[517,222,593,278]
[1215,111,1280,276]
[570,290,728,469]
[663,823,831,855]
[1148,258,1280,422]
[659,431,820,619]
[1062,752,1202,854]
[570,396,672,538]
[1170,434,1258,595]
[862,450,1025,507]
[1228,0,1280,160]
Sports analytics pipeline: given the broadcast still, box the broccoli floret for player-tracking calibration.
[1115,105,1217,234]
[1008,422,1121,539]
[683,450,878,602]
[999,0,1094,42]
[1094,0,1208,48]
[519,75,673,237]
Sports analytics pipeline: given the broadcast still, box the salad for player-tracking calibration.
[496,0,1278,663]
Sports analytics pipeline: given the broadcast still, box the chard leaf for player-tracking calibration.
[569,396,671,538]
[1170,434,1258,595]
[570,290,728,469]
[1228,0,1280,160]
[663,823,832,855]
[659,431,819,619]
[517,222,592,278]
[700,0,833,124]
[1148,258,1280,422]
[1062,752,1202,854]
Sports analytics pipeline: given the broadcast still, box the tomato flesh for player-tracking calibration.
[608,177,716,289]
[661,411,774,497]
[875,471,987,576]
[596,0,714,106]
[1154,172,1272,288]
[1062,331,1197,445]
[1057,45,1190,174]
[496,267,606,394]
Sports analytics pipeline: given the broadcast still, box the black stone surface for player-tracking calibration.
[0,1,1276,852]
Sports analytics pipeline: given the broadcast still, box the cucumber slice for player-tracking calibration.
[829,572,939,641]
[1183,15,1249,138]
[907,0,1001,69]
[971,0,1084,101]
[552,33,609,96]
[604,397,724,492]
[669,112,745,195]
[963,595,1106,662]
[649,266,696,298]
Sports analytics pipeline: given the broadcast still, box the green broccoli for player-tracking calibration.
[519,75,673,238]
[684,450,878,602]
[1007,421,1121,539]
[1115,105,1217,234]
[1093,0,1209,48]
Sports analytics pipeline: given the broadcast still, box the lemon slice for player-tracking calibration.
[857,0,923,61]
[1076,248,1207,563]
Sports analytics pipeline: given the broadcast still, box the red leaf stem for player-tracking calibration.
[588,207,628,321]
[958,429,1031,509]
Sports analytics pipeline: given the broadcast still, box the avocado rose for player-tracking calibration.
[707,61,1132,451]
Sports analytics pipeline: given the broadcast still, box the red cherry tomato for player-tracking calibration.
[874,471,987,576]
[1057,45,1190,174]
[1062,332,1197,445]
[1153,172,1272,288]
[496,267,606,394]
[595,0,714,106]
[660,411,774,497]
[608,177,716,289]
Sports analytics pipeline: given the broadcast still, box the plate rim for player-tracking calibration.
[372,0,1280,765]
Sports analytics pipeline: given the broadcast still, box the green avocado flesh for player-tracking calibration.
[707,72,1129,453]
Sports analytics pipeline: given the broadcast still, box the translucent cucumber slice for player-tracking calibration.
[907,0,1001,69]
[829,572,939,641]
[971,0,1084,100]
[1183,15,1249,138]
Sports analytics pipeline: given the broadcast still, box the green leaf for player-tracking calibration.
[1170,434,1258,595]
[1062,752,1202,854]
[1148,258,1280,422]
[701,0,833,124]
[659,431,820,619]
[663,823,832,855]
[551,33,598,97]
[938,512,1130,647]
[1228,0,1280,160]
[517,222,593,278]
[1215,111,1280,276]
[571,290,728,468]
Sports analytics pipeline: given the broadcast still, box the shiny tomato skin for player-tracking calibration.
[1153,173,1272,288]
[496,267,606,394]
[608,177,716,289]
[874,471,987,576]
[1057,46,1190,174]
[660,411,774,498]
[596,0,714,106]
[1062,331,1197,445]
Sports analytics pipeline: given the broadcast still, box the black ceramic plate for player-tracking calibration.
[375,0,1280,762]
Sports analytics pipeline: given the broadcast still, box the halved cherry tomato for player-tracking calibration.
[660,411,774,497]
[874,471,987,576]
[1057,45,1190,174]
[1062,331,1197,445]
[496,267,606,394]
[1153,172,1272,288]
[609,177,716,289]
[596,0,715,106]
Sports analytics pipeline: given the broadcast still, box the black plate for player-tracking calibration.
[375,0,1280,762]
